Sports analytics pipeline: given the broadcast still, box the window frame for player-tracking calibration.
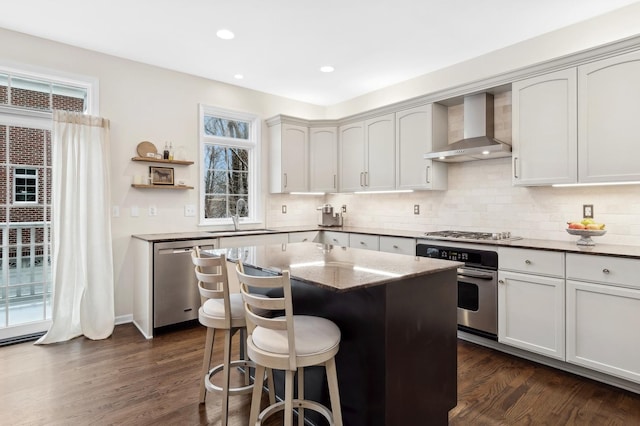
[198,104,261,226]
[13,167,39,204]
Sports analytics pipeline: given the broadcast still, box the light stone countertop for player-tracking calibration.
[205,242,461,292]
[132,225,640,259]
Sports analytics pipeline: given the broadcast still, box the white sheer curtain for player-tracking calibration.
[36,111,114,344]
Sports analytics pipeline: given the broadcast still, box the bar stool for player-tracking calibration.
[236,262,343,426]
[191,248,274,426]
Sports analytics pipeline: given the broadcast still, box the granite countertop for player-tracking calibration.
[205,242,461,292]
[132,225,640,259]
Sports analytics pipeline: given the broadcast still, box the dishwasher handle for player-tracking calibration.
[157,245,215,255]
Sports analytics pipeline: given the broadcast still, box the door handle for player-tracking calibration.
[426,165,431,183]
[513,157,519,179]
[284,173,288,188]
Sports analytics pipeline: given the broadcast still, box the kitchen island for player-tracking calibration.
[208,242,461,426]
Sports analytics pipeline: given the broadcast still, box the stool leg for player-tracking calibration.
[297,367,304,426]
[284,369,295,426]
[249,364,266,426]
[325,357,343,426]
[200,327,216,403]
[266,368,276,405]
[221,329,232,426]
[241,328,250,386]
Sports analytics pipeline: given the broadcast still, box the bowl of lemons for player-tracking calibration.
[566,219,606,245]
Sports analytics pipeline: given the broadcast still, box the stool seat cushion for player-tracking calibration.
[252,315,340,356]
[202,293,245,320]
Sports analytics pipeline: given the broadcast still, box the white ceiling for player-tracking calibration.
[1,0,639,106]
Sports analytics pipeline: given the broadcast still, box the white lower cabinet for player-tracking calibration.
[288,231,319,243]
[379,236,415,255]
[566,254,640,384]
[498,248,565,360]
[318,230,349,247]
[348,233,379,251]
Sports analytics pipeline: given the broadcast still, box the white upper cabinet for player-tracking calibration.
[578,50,640,183]
[396,104,448,190]
[269,120,308,193]
[513,49,640,186]
[512,68,578,186]
[364,113,396,191]
[338,122,366,192]
[309,126,338,192]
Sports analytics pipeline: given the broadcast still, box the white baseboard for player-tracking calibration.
[115,314,133,325]
[457,330,640,395]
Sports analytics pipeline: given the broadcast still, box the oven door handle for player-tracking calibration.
[457,269,495,280]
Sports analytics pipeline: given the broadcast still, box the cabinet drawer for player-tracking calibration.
[288,231,319,243]
[566,253,640,289]
[349,233,379,251]
[320,231,349,247]
[379,236,415,255]
[498,247,564,277]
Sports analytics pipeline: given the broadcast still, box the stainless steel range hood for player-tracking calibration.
[424,93,511,162]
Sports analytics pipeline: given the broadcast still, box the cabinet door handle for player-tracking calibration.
[302,238,308,242]
[360,241,365,245]
[498,279,505,284]
[603,268,610,274]
[513,157,519,179]
[284,173,288,188]
[426,165,431,183]
[360,172,364,187]
[365,171,369,187]
[333,174,337,189]
[525,259,532,265]
[393,245,399,249]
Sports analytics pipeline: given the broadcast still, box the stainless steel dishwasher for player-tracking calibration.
[153,239,218,329]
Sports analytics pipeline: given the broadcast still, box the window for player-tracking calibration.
[13,168,38,203]
[199,105,260,225]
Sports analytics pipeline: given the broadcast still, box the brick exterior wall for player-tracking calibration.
[1,85,84,250]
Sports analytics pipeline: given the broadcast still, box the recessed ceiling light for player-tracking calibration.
[216,29,235,40]
[320,65,335,73]
[234,74,244,80]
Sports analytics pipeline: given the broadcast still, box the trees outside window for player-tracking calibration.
[199,106,260,225]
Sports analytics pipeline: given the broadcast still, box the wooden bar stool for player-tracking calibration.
[236,261,343,426]
[191,248,274,426]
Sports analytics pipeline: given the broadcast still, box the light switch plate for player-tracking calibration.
[112,206,120,217]
[148,205,157,216]
[131,206,139,217]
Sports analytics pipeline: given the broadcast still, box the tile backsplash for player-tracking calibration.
[267,158,640,246]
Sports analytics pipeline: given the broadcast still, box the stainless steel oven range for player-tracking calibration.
[416,238,503,340]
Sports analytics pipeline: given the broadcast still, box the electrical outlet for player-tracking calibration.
[282,205,287,214]
[342,205,347,213]
[184,204,196,217]
[583,204,594,218]
[131,206,139,217]
[148,205,157,216]
[112,206,120,217]
[414,204,420,215]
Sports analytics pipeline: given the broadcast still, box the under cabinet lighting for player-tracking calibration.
[552,181,640,187]
[234,74,244,80]
[290,192,325,195]
[354,190,414,194]
[320,66,335,73]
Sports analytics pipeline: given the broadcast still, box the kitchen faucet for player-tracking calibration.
[232,198,247,231]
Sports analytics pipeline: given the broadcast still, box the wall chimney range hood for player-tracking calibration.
[424,93,511,162]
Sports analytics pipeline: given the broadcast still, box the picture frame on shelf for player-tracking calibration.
[149,166,174,185]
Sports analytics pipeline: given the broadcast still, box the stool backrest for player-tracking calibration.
[191,247,232,328]
[236,261,296,370]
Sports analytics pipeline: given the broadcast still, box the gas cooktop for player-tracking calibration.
[423,230,522,242]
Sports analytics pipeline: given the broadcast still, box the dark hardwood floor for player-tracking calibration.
[1,323,639,425]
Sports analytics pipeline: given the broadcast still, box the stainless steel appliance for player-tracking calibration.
[316,204,343,227]
[423,229,522,242]
[416,238,502,339]
[153,239,217,329]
